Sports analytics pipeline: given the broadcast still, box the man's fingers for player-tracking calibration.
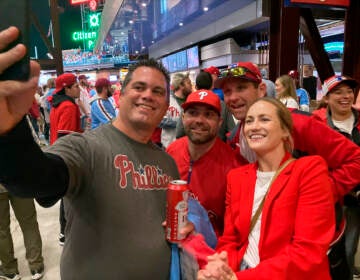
[0,44,27,75]
[179,221,195,236]
[198,270,208,280]
[29,60,41,80]
[0,26,20,50]
[0,60,40,97]
[0,26,26,75]
[0,26,38,79]
[218,251,228,261]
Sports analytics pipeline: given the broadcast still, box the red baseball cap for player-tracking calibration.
[182,90,221,114]
[78,74,89,80]
[322,75,358,95]
[288,70,299,79]
[55,73,77,94]
[95,78,111,88]
[204,66,220,76]
[219,61,262,86]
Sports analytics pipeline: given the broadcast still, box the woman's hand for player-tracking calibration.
[197,251,237,280]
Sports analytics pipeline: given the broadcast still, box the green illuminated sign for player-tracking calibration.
[88,40,95,49]
[89,13,100,27]
[70,12,101,50]
[72,31,97,41]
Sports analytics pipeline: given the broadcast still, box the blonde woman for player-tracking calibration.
[275,75,299,109]
[198,97,334,280]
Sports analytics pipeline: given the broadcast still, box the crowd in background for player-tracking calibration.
[62,49,129,66]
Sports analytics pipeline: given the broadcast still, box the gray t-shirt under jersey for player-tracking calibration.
[46,123,179,279]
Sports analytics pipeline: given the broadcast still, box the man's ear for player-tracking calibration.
[217,117,223,132]
[258,82,267,97]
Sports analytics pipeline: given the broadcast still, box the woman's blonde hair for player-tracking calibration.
[276,74,298,101]
[47,77,56,89]
[248,97,294,153]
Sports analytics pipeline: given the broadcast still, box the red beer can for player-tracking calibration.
[166,180,189,242]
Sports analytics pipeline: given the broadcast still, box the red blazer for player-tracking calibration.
[217,156,335,280]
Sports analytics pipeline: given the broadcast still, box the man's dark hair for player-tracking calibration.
[56,88,66,95]
[195,71,212,90]
[122,58,171,98]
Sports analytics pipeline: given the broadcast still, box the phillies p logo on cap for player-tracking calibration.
[198,91,208,100]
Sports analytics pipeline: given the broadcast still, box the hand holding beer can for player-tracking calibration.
[165,180,189,242]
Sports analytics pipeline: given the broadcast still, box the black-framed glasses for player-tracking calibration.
[219,66,249,78]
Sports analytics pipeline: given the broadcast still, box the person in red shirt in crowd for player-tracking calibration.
[49,73,81,145]
[28,99,41,136]
[167,90,239,236]
[49,73,81,246]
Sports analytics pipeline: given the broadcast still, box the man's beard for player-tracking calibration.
[185,126,217,145]
[183,87,192,98]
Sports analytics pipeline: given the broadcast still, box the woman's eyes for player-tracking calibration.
[245,117,270,124]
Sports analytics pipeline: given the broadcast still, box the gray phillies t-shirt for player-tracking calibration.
[46,123,179,279]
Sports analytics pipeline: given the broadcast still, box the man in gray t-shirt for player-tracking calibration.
[47,124,179,279]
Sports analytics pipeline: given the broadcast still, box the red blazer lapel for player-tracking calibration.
[232,165,257,246]
[265,163,294,207]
